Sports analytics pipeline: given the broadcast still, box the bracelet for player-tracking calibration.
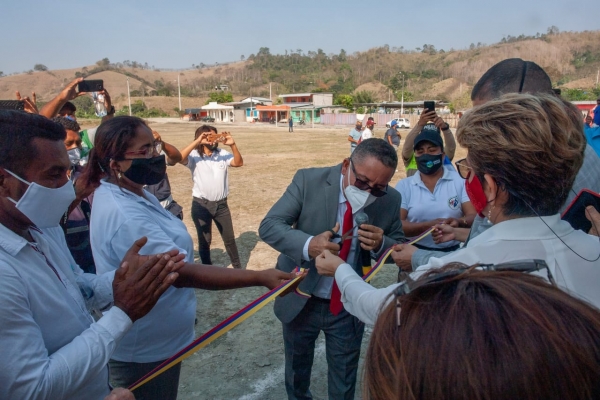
[461,218,467,227]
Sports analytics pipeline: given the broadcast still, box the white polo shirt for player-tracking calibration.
[187,148,234,201]
[90,181,196,362]
[395,165,469,249]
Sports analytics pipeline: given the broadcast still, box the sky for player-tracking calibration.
[0,0,597,74]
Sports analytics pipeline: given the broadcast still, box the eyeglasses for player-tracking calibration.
[123,141,162,159]
[394,259,556,326]
[350,161,387,197]
[455,158,472,180]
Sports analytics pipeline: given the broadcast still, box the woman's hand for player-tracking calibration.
[259,268,304,290]
[432,223,457,244]
[315,250,346,277]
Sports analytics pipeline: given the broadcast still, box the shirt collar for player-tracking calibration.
[338,174,346,204]
[468,214,573,246]
[0,222,31,256]
[411,165,453,186]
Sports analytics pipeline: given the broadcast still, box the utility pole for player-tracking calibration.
[269,82,272,100]
[400,72,405,116]
[596,68,599,88]
[178,73,182,112]
[127,77,132,116]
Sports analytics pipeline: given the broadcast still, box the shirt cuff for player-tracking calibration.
[302,236,314,261]
[95,306,133,342]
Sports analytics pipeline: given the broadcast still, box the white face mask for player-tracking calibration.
[67,148,81,166]
[5,169,76,228]
[343,162,377,212]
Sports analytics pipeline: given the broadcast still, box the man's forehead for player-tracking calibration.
[27,138,69,171]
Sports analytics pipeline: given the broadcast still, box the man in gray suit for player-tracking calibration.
[259,139,405,400]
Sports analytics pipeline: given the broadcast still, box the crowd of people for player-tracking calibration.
[2,58,600,400]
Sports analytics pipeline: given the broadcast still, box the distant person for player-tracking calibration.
[288,115,294,132]
[348,120,362,153]
[593,98,600,126]
[361,117,375,142]
[584,114,600,158]
[364,265,600,400]
[178,125,244,269]
[384,120,401,150]
[402,112,455,177]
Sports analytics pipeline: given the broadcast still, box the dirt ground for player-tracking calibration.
[79,119,465,400]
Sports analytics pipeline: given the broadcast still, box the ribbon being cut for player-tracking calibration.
[129,227,435,390]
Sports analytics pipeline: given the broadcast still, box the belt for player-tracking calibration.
[193,196,227,203]
[309,296,331,304]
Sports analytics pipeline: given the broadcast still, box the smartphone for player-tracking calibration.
[77,79,104,93]
[561,189,600,232]
[424,101,435,113]
[0,100,25,111]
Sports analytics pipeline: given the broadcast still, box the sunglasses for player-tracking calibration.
[123,141,162,159]
[350,161,387,197]
[455,158,472,180]
[394,259,555,326]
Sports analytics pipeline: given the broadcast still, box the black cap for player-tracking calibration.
[414,124,443,150]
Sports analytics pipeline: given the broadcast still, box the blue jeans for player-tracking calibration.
[282,297,365,400]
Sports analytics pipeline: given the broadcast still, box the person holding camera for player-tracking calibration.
[178,125,244,269]
[402,110,456,177]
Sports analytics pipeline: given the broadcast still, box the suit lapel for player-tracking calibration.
[324,165,342,230]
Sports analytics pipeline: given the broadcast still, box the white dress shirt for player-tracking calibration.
[187,148,234,201]
[0,223,131,400]
[334,214,600,325]
[91,181,196,362]
[361,127,373,141]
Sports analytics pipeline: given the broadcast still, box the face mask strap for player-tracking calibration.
[3,168,31,186]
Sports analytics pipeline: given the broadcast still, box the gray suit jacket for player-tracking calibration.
[259,164,405,323]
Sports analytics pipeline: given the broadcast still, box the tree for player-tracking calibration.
[241,55,245,61]
[547,25,560,35]
[0,71,4,77]
[33,64,48,72]
[206,92,234,104]
[96,58,110,68]
[354,90,375,104]
[334,94,354,110]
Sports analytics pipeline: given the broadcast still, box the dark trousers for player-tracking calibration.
[191,197,241,269]
[108,359,181,400]
[282,298,365,400]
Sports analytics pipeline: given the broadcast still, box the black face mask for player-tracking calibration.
[416,154,443,175]
[123,155,166,185]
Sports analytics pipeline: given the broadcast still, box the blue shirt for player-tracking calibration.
[584,125,600,158]
[349,128,362,151]
[593,105,600,126]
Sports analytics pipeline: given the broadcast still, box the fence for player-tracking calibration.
[320,113,460,128]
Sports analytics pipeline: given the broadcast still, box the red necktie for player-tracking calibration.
[330,201,353,315]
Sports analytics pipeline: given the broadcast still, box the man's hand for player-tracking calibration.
[113,237,185,322]
[315,250,346,277]
[308,223,341,259]
[586,205,600,236]
[391,243,417,271]
[152,130,161,142]
[59,77,85,101]
[195,133,212,145]
[417,110,437,127]
[16,91,38,114]
[223,133,236,146]
[104,388,135,400]
[357,223,384,251]
[100,89,112,110]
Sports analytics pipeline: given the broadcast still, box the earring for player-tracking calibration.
[487,205,495,221]
[117,172,122,180]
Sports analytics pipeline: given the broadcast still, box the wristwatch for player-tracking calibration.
[107,105,115,115]
[441,123,450,131]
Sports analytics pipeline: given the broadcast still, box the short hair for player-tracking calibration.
[456,93,585,216]
[351,138,398,170]
[364,264,600,400]
[51,116,81,132]
[59,101,77,114]
[80,116,147,187]
[471,58,554,102]
[0,110,66,175]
